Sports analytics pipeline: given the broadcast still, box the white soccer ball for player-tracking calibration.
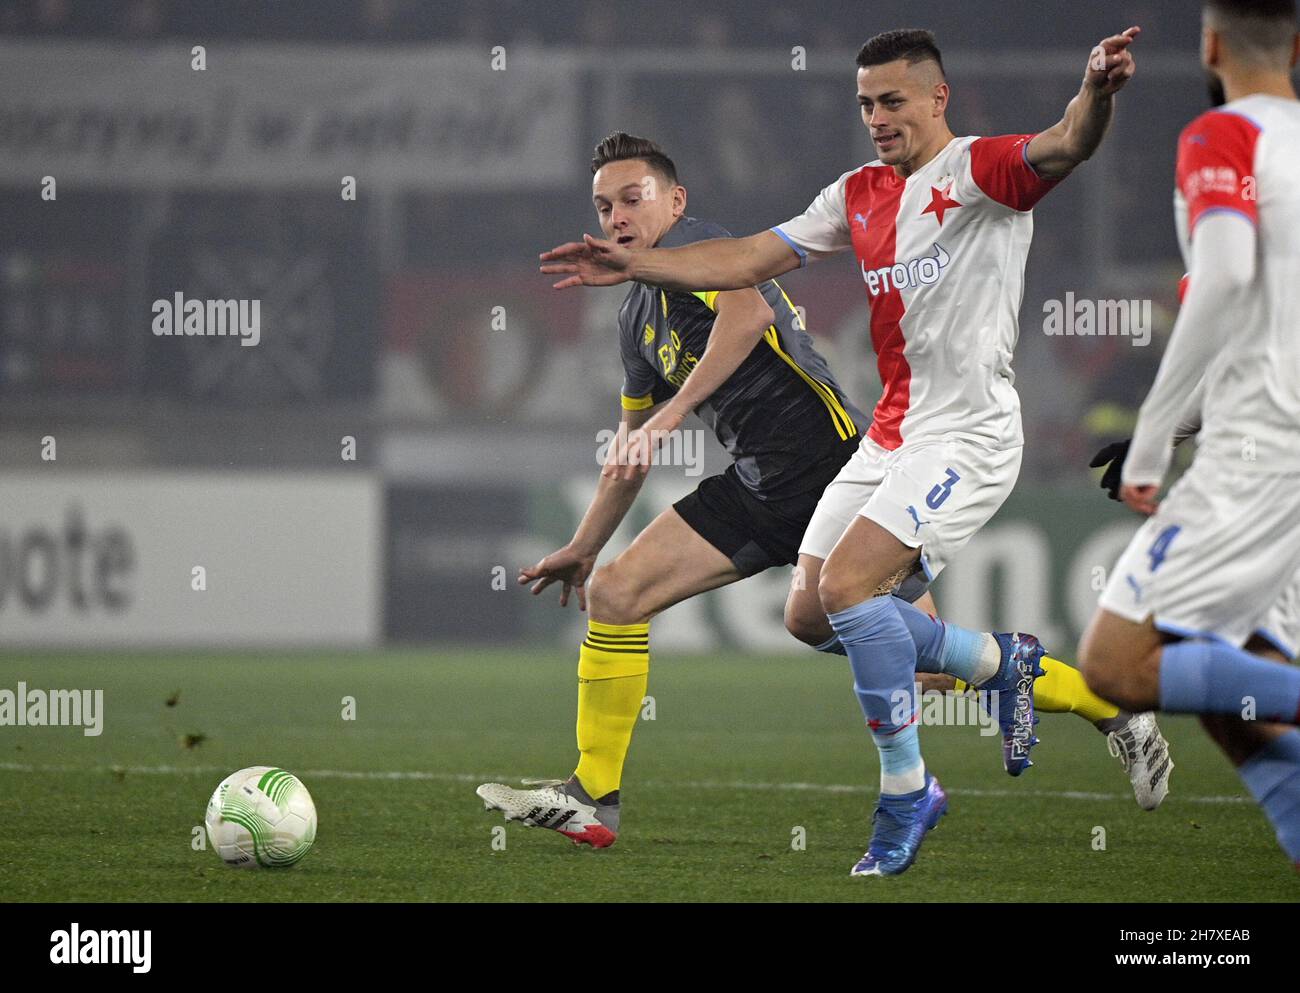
[205,766,317,868]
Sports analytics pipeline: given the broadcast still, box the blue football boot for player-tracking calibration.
[850,774,948,877]
[979,632,1048,776]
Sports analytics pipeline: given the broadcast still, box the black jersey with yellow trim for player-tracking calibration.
[617,216,866,501]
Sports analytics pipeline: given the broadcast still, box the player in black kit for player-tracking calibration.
[476,132,885,847]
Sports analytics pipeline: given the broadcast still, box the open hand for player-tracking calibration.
[518,544,597,609]
[540,234,635,289]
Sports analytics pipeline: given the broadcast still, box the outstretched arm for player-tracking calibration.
[1027,26,1139,179]
[541,229,800,293]
[1120,213,1256,514]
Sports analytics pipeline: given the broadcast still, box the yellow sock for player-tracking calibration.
[1033,655,1120,723]
[574,620,650,799]
[954,657,1120,725]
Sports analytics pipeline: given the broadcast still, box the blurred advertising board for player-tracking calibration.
[0,473,382,648]
[0,42,577,190]
[381,472,1140,654]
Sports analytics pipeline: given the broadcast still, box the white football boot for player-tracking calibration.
[476,777,619,848]
[1102,711,1173,811]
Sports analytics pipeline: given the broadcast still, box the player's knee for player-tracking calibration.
[1078,640,1133,710]
[585,562,646,625]
[1077,649,1112,700]
[817,564,862,616]
[784,594,830,647]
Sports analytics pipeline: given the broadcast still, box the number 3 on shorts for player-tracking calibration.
[926,468,961,510]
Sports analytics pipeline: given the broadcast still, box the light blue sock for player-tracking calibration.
[890,598,944,673]
[828,596,924,796]
[892,597,998,683]
[1159,640,1300,722]
[1239,730,1300,862]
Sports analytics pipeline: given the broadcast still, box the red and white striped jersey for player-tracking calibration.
[1172,95,1300,472]
[772,135,1059,451]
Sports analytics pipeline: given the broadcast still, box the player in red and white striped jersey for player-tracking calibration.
[542,25,1140,874]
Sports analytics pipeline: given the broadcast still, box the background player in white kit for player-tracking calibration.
[543,25,1141,875]
[1079,0,1300,868]
[1091,272,1300,805]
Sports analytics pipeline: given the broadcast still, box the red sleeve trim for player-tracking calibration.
[969,134,1060,212]
[1176,110,1260,234]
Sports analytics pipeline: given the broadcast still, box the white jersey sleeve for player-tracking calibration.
[1125,213,1256,486]
[1171,278,1204,446]
[1173,374,1206,445]
[769,169,856,266]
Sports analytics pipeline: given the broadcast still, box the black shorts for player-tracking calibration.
[673,452,851,578]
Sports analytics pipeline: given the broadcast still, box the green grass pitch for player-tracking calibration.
[1,650,1295,902]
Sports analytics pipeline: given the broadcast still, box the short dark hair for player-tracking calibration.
[591,131,679,185]
[1207,0,1296,19]
[856,29,945,78]
[1207,0,1297,62]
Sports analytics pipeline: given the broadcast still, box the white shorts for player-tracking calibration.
[1256,568,1300,660]
[1099,455,1300,651]
[798,435,1023,585]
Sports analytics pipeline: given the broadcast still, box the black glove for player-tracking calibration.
[1088,439,1131,502]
